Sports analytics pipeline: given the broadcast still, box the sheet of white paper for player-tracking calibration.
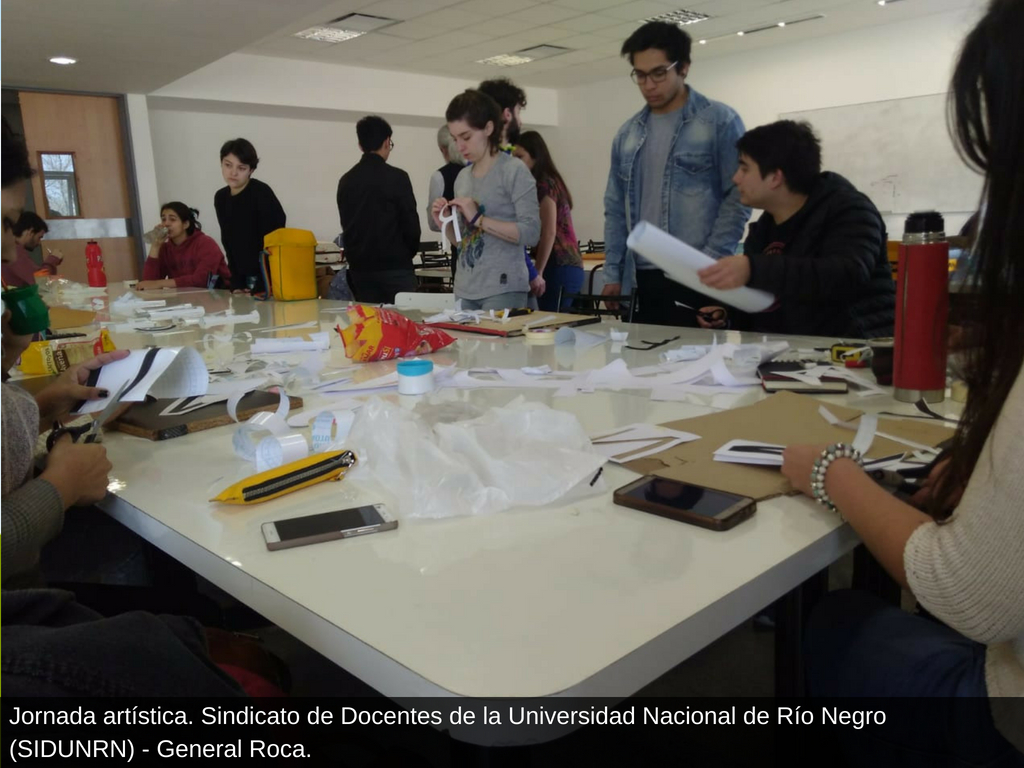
[590,422,700,463]
[626,222,776,312]
[554,326,607,350]
[713,439,786,466]
[78,347,209,413]
[251,332,330,354]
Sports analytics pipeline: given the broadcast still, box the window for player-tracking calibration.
[39,152,82,218]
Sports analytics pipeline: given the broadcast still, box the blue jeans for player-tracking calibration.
[805,590,1023,767]
[457,292,528,311]
[540,263,585,312]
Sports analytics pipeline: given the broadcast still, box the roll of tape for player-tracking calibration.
[524,327,557,346]
[397,359,435,395]
[951,380,968,403]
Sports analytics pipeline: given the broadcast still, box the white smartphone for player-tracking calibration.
[261,504,397,551]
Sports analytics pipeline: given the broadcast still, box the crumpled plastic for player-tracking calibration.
[347,397,606,519]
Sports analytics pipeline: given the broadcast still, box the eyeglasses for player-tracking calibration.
[388,138,395,150]
[630,61,679,85]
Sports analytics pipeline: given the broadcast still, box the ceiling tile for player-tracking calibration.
[412,7,492,29]
[355,0,454,20]
[378,21,450,39]
[503,5,581,25]
[597,0,679,22]
[548,13,624,33]
[456,0,540,16]
[460,18,536,38]
[547,32,611,49]
[550,0,623,12]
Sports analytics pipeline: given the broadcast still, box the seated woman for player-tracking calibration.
[513,131,585,312]
[781,1,1023,762]
[431,90,540,311]
[136,203,230,290]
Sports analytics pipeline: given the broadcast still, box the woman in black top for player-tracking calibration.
[213,138,286,294]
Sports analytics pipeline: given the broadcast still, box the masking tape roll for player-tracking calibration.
[951,380,968,403]
[524,327,557,346]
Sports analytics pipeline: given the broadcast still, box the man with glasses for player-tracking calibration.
[336,115,420,303]
[603,21,750,327]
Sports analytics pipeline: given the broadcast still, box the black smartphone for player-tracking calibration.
[261,504,397,551]
[613,476,756,531]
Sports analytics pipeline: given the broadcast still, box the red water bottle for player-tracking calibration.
[85,240,107,287]
[893,212,948,403]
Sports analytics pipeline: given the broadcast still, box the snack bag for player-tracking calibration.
[18,329,116,375]
[337,306,455,362]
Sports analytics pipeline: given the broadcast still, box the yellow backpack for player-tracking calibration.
[260,228,317,301]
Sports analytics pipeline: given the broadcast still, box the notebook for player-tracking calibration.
[758,361,848,394]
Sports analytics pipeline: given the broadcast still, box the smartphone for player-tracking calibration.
[261,504,397,551]
[613,476,756,531]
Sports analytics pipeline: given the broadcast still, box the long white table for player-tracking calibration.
[57,289,957,716]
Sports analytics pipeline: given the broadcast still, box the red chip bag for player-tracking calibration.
[337,306,455,362]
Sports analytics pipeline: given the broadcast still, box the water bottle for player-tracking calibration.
[893,212,948,403]
[85,240,108,288]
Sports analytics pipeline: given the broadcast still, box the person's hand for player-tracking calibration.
[41,435,113,508]
[46,248,64,263]
[35,349,131,426]
[781,444,835,497]
[530,275,546,297]
[430,197,449,228]
[699,255,751,290]
[1,309,34,374]
[909,458,964,510]
[696,306,727,329]
[450,197,479,224]
[601,282,623,311]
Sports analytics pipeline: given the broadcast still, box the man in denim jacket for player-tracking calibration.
[602,22,750,327]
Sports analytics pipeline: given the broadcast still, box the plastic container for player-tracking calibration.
[3,284,51,334]
[396,358,435,395]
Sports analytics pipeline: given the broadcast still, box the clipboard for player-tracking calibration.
[108,390,303,441]
[427,311,600,338]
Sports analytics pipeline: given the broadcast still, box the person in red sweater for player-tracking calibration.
[137,202,230,290]
[1,212,62,288]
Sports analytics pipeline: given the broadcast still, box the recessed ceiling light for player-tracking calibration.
[478,54,534,67]
[698,39,707,44]
[49,56,76,65]
[516,44,571,60]
[777,21,786,27]
[294,27,364,42]
[644,8,710,26]
[737,31,744,36]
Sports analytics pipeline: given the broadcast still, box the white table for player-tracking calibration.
[59,289,956,725]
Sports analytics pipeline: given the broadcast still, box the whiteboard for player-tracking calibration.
[782,94,983,217]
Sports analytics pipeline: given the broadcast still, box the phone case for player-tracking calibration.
[263,506,397,551]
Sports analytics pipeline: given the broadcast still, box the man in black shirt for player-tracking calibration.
[336,116,420,304]
[214,138,286,294]
[698,120,895,339]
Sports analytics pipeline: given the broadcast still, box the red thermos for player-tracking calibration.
[85,240,107,288]
[893,211,948,403]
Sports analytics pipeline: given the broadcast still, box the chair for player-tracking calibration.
[557,287,636,323]
[586,239,606,254]
[396,291,456,312]
[419,241,450,270]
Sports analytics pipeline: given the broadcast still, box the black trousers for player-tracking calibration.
[633,268,718,328]
[347,269,418,304]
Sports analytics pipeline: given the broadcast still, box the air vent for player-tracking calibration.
[644,8,710,25]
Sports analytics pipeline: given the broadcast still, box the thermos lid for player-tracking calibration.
[904,211,944,234]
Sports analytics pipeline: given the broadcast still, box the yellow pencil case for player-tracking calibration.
[211,450,357,505]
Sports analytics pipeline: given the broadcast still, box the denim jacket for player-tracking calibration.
[603,86,751,296]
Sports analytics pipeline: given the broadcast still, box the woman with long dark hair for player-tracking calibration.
[514,131,584,312]
[780,1,1023,762]
[137,202,231,290]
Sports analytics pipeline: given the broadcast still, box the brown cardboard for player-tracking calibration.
[47,306,97,330]
[427,311,600,337]
[624,391,955,500]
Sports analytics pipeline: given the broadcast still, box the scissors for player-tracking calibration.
[625,335,681,351]
[46,381,130,451]
[675,301,727,324]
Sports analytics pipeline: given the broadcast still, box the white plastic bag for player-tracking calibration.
[348,397,606,519]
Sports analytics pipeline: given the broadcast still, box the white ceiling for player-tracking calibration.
[2,0,981,93]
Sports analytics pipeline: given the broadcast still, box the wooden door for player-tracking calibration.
[19,92,138,282]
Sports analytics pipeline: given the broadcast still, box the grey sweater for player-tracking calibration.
[2,382,64,585]
[904,365,1024,749]
[453,152,540,300]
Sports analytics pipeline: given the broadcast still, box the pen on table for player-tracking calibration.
[590,466,603,486]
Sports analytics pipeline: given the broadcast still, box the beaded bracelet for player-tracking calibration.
[810,442,864,515]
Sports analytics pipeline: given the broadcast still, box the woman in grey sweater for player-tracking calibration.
[431,90,540,311]
[781,0,1023,761]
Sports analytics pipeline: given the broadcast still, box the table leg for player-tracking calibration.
[852,544,901,605]
[774,568,829,697]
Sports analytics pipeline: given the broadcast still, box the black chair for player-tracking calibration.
[586,239,606,254]
[557,287,636,323]
[419,241,450,269]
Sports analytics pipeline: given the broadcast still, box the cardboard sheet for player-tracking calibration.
[624,391,956,500]
[47,305,97,330]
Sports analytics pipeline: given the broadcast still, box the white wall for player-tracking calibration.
[146,54,561,249]
[552,7,983,244]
